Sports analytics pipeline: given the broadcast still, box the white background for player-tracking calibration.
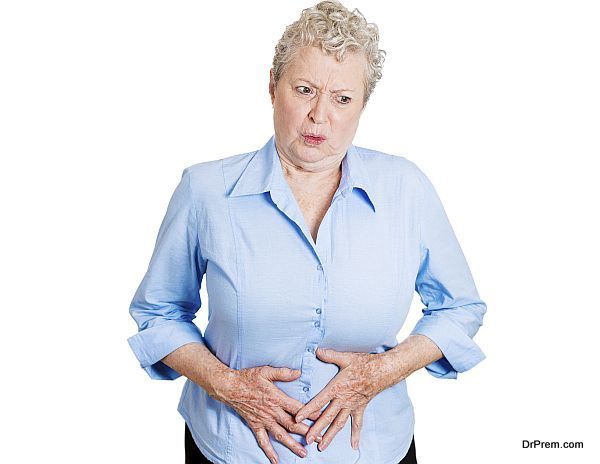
[1,1,598,463]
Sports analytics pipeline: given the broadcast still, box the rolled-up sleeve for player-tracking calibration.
[127,167,207,380]
[410,168,487,379]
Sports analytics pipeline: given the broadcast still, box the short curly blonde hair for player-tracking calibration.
[272,0,386,106]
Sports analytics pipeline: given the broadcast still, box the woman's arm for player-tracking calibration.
[162,342,324,463]
[127,168,207,380]
[292,335,443,450]
[369,334,445,392]
[409,167,487,378]
[161,342,233,399]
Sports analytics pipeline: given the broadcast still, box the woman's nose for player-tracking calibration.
[308,94,328,124]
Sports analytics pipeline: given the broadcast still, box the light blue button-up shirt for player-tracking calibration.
[127,135,486,464]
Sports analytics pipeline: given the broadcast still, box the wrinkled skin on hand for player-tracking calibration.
[214,365,322,464]
[294,348,396,452]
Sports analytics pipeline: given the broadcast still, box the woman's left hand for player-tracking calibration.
[293,347,395,451]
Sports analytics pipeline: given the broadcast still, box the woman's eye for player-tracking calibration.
[297,86,312,95]
[338,95,351,104]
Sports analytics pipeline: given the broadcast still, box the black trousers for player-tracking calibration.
[185,422,417,463]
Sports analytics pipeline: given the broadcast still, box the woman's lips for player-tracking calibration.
[303,134,326,145]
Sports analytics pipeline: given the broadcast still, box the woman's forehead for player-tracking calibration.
[284,46,366,89]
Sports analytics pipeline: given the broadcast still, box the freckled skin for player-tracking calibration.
[291,171,341,242]
[218,365,324,460]
[296,336,443,452]
[162,342,322,462]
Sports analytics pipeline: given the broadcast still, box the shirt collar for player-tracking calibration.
[228,135,377,212]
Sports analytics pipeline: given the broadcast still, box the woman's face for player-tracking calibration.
[269,45,367,169]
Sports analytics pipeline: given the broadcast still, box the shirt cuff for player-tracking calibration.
[410,312,486,379]
[127,320,205,380]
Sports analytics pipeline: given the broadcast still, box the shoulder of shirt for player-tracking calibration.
[178,149,256,200]
[352,144,428,186]
[183,150,253,175]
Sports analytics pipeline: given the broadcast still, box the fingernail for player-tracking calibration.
[315,435,322,443]
[352,440,358,449]
[298,449,307,458]
[296,415,305,422]
[307,435,313,445]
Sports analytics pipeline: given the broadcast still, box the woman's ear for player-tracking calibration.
[269,69,276,106]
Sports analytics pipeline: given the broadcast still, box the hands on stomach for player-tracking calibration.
[213,365,323,463]
[211,347,398,462]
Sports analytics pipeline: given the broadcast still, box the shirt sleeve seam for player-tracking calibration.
[416,169,426,261]
[184,167,202,271]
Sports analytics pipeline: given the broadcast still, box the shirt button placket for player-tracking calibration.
[315,263,325,333]
[302,262,326,397]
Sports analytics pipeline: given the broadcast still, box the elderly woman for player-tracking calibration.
[127,1,486,463]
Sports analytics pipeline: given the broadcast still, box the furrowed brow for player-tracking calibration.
[297,78,354,93]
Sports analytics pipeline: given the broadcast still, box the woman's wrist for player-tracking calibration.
[375,335,444,389]
[161,342,236,401]
[369,350,411,393]
[204,365,237,401]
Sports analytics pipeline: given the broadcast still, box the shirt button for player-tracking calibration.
[303,386,309,392]
[314,321,320,327]
[315,308,322,314]
[306,346,312,352]
[316,264,323,271]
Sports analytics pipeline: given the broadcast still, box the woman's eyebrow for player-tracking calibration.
[296,78,354,93]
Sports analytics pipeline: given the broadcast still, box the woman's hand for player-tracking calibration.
[293,348,397,452]
[212,365,322,464]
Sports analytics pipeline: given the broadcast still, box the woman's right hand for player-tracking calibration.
[209,365,322,464]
